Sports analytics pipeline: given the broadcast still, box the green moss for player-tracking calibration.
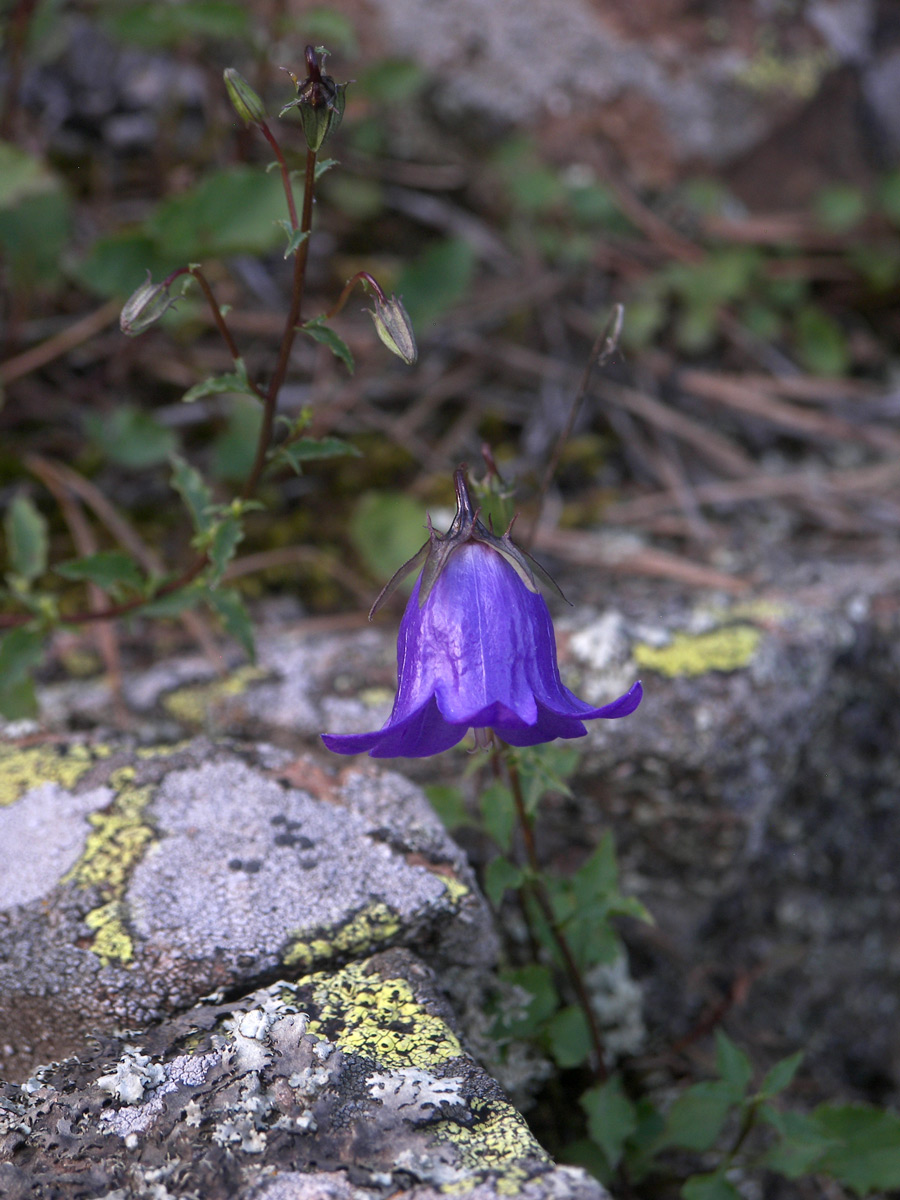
[0,742,107,807]
[299,959,463,1068]
[632,624,761,679]
[161,665,267,724]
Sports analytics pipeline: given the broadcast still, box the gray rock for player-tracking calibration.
[0,739,495,1082]
[0,949,609,1200]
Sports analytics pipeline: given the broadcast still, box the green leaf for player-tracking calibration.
[278,224,309,259]
[546,1005,592,1069]
[273,436,360,474]
[877,169,900,225]
[4,494,48,583]
[170,457,213,535]
[757,1050,803,1100]
[301,318,354,373]
[582,1074,637,1168]
[714,1030,753,1101]
[314,158,339,181]
[813,1103,900,1195]
[349,491,427,587]
[206,513,244,587]
[146,167,288,261]
[814,183,867,232]
[681,1172,740,1200]
[0,627,43,719]
[182,359,256,404]
[423,784,469,830]
[84,405,177,468]
[74,231,169,299]
[572,833,617,906]
[211,396,263,483]
[658,1080,737,1153]
[484,856,524,907]
[761,1107,835,1178]
[100,0,250,46]
[794,305,850,377]
[206,587,255,660]
[55,552,143,593]
[139,585,204,619]
[492,964,558,1040]
[479,781,516,853]
[395,237,475,327]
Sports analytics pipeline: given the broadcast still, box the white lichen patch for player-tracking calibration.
[366,1067,464,1124]
[0,783,113,909]
[99,1050,218,1139]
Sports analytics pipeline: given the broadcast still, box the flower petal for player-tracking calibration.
[321,696,467,759]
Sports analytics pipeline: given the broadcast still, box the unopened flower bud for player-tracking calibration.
[369,294,417,364]
[120,272,176,336]
[280,46,347,152]
[224,68,267,126]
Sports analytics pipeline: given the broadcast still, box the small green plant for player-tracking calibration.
[0,47,416,719]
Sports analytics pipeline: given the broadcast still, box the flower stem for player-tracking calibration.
[502,747,609,1081]
[324,271,386,320]
[188,267,245,368]
[260,121,299,229]
[242,144,317,500]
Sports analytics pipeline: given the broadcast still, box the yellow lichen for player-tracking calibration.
[161,665,267,725]
[632,625,761,679]
[64,784,155,893]
[283,902,402,971]
[435,1097,550,1180]
[0,742,102,807]
[84,901,134,965]
[440,874,470,906]
[299,960,462,1068]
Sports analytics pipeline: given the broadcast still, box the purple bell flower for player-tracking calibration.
[322,469,642,759]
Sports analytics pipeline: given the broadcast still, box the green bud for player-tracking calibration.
[224,68,267,126]
[279,46,348,152]
[119,272,176,336]
[369,294,417,364]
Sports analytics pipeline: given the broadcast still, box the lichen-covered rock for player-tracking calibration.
[0,738,495,1082]
[0,949,609,1200]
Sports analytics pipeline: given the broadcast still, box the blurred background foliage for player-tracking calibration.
[2,0,900,617]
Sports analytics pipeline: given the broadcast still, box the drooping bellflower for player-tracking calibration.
[322,469,642,758]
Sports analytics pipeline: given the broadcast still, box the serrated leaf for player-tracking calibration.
[813,1103,900,1195]
[658,1080,737,1152]
[761,1107,835,1179]
[182,359,256,404]
[572,833,618,906]
[484,856,524,907]
[273,436,361,474]
[0,627,43,720]
[170,458,213,534]
[54,551,144,593]
[681,1172,740,1200]
[140,585,204,618]
[582,1074,637,1168]
[546,1005,592,1069]
[715,1030,753,1100]
[757,1050,803,1100]
[277,223,309,259]
[301,318,354,373]
[206,513,244,587]
[4,494,48,583]
[206,587,255,660]
[479,780,516,853]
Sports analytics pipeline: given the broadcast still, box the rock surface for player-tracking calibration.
[0,948,608,1199]
[0,737,495,1083]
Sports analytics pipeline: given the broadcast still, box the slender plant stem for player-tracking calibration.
[260,121,299,229]
[503,747,609,1081]
[242,145,317,500]
[188,268,245,366]
[324,270,386,320]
